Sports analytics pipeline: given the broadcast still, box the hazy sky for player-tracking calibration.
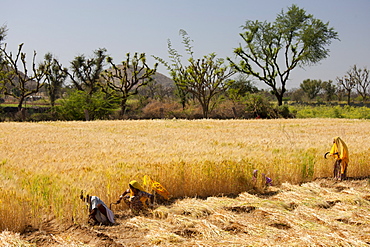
[2,0,369,89]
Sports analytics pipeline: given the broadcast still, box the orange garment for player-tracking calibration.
[143,175,170,200]
[329,137,349,175]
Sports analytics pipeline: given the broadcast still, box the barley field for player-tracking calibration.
[0,118,369,238]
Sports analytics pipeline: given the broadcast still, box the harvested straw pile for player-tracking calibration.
[13,177,370,246]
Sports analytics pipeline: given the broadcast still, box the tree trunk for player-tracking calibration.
[347,90,351,105]
[275,93,283,106]
[120,98,128,117]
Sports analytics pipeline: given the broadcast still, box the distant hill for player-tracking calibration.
[104,65,175,89]
[152,71,175,88]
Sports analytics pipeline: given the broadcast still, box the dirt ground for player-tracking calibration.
[2,177,370,246]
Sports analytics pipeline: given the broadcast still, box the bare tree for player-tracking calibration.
[336,74,355,105]
[0,43,47,114]
[348,65,370,102]
[100,53,157,116]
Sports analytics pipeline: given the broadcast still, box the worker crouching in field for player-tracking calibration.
[325,137,349,181]
[115,180,154,215]
[80,192,115,225]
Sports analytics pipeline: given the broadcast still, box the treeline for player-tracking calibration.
[0,5,368,121]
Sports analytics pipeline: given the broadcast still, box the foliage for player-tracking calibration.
[289,104,370,119]
[229,4,339,106]
[155,30,235,118]
[42,53,68,108]
[300,79,323,100]
[68,48,107,94]
[321,80,337,102]
[57,90,118,120]
[100,53,158,116]
[226,74,258,102]
[244,93,294,118]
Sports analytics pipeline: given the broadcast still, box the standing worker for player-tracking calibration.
[325,137,349,181]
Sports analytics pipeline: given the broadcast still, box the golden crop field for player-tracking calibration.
[0,118,369,234]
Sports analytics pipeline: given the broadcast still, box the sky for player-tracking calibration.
[2,0,369,89]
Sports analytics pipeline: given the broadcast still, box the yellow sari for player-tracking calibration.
[329,137,349,175]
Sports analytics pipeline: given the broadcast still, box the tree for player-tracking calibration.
[348,65,370,102]
[66,48,107,120]
[322,80,336,102]
[58,90,118,121]
[0,43,47,113]
[300,79,323,100]
[100,53,158,116]
[42,53,68,108]
[0,24,7,45]
[0,24,8,93]
[155,30,235,118]
[153,37,190,110]
[226,74,258,102]
[68,48,107,96]
[289,88,305,103]
[336,74,355,105]
[229,4,339,105]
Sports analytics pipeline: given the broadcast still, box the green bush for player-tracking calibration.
[57,90,119,120]
[289,105,370,119]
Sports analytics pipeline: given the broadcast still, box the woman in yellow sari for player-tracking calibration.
[325,137,349,180]
[115,180,154,215]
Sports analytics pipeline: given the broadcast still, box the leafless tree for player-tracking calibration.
[348,65,370,102]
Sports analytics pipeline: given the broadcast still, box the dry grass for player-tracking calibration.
[0,118,369,244]
[15,178,370,246]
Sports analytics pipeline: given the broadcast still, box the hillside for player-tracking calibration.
[104,65,175,89]
[152,71,175,88]
[2,177,369,246]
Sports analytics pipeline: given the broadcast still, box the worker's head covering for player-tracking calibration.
[129,180,145,194]
[330,137,349,162]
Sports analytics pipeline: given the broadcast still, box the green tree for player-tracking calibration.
[322,80,336,102]
[100,53,158,116]
[156,30,235,118]
[0,43,47,113]
[289,88,305,103]
[229,4,339,106]
[66,48,107,120]
[300,79,323,100]
[42,53,68,108]
[68,48,106,95]
[227,74,258,102]
[58,90,118,121]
